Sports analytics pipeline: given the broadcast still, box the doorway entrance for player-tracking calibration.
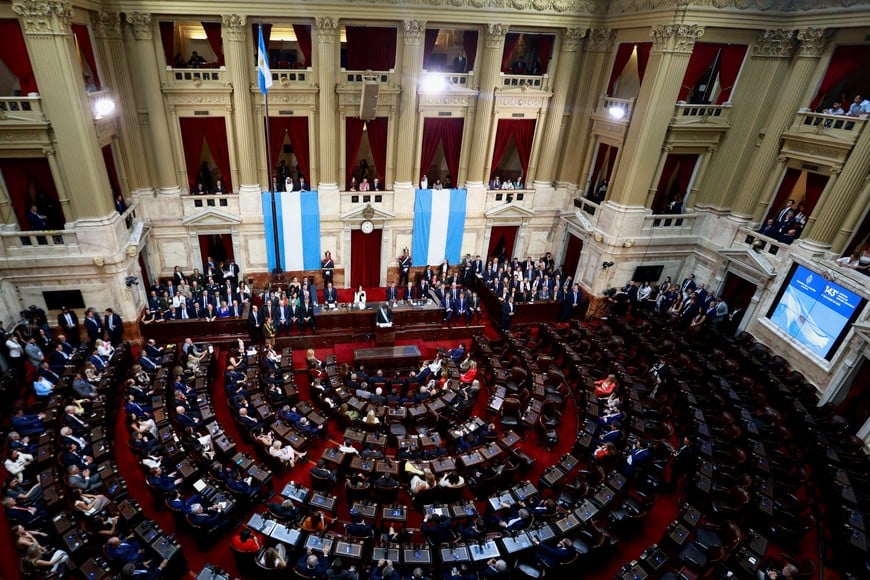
[351,228,383,288]
[562,234,584,281]
[487,225,518,263]
[198,234,234,270]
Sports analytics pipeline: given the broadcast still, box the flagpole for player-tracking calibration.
[260,24,282,275]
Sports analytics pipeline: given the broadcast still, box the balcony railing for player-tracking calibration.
[0,229,78,253]
[341,70,394,84]
[573,196,601,218]
[500,74,549,91]
[789,110,867,145]
[266,67,313,87]
[595,96,635,123]
[339,190,394,215]
[736,226,790,264]
[0,96,46,123]
[487,188,534,208]
[642,213,700,235]
[182,193,240,216]
[671,102,731,126]
[163,67,226,86]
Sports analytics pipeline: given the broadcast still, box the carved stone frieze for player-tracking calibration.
[795,27,828,57]
[419,94,473,107]
[401,20,426,46]
[0,131,46,143]
[169,94,230,106]
[315,17,339,44]
[221,14,247,42]
[587,28,616,53]
[752,29,795,58]
[651,24,704,52]
[495,94,548,109]
[90,10,121,40]
[606,0,867,12]
[561,28,587,52]
[345,0,597,13]
[484,24,510,49]
[125,12,153,41]
[12,0,72,34]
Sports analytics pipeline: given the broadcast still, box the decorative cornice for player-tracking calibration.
[587,28,616,53]
[752,28,795,58]
[561,28,587,52]
[401,20,426,46]
[651,24,704,52]
[795,27,828,57]
[484,24,510,49]
[221,14,247,42]
[90,10,121,40]
[125,12,152,41]
[315,16,339,44]
[607,0,869,13]
[12,0,72,35]
[345,0,598,13]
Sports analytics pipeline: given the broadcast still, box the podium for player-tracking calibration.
[375,327,395,345]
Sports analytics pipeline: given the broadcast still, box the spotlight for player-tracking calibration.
[93,97,116,119]
[608,106,626,120]
[125,276,139,287]
[420,73,447,94]
[602,261,614,270]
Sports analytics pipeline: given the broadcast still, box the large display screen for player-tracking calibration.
[767,264,865,360]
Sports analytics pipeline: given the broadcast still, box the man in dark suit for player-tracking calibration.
[83,309,102,342]
[501,295,515,331]
[385,281,399,302]
[398,249,412,288]
[104,308,123,345]
[248,304,263,342]
[300,297,316,333]
[321,251,335,286]
[323,282,338,309]
[57,307,80,345]
[376,303,393,328]
[560,283,584,322]
[402,282,416,302]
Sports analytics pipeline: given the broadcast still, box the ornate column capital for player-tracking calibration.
[90,10,121,40]
[586,28,615,53]
[796,27,829,57]
[484,24,510,49]
[561,28,587,52]
[12,0,72,35]
[752,29,795,58]
[651,24,704,53]
[315,17,339,44]
[221,14,247,42]
[125,12,152,41]
[402,20,426,46]
[41,144,56,157]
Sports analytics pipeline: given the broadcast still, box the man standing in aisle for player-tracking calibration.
[398,248,412,288]
[104,309,123,346]
[57,307,80,346]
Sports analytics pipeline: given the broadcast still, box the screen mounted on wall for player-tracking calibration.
[766,264,865,360]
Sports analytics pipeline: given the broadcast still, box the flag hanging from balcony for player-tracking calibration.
[262,190,321,271]
[412,188,467,266]
[257,25,272,94]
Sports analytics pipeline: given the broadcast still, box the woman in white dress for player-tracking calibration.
[354,285,367,309]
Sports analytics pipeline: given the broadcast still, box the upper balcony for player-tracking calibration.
[780,110,867,169]
[162,66,227,88]
[666,102,732,149]
[0,96,47,125]
[499,73,550,92]
[590,96,635,142]
[182,193,240,217]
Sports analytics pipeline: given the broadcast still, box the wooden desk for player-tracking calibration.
[354,345,422,370]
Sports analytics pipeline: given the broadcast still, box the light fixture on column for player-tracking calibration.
[608,106,626,120]
[420,73,448,94]
[92,96,116,120]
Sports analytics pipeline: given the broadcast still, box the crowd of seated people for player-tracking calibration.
[142,261,250,323]
[835,242,870,276]
[758,199,811,245]
[488,175,525,190]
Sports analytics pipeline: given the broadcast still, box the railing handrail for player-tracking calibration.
[793,109,867,133]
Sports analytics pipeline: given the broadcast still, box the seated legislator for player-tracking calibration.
[376,303,393,328]
[354,285,367,309]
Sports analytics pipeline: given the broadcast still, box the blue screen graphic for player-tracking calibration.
[769,265,863,359]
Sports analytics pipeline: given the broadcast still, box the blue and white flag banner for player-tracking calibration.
[262,190,321,271]
[412,188,467,266]
[257,26,272,95]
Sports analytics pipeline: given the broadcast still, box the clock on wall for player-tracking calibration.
[360,220,374,234]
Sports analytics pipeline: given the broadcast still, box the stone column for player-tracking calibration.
[315,17,340,190]
[222,14,259,195]
[466,24,509,187]
[731,28,828,219]
[533,28,585,187]
[801,126,870,248]
[125,12,181,194]
[12,0,114,220]
[608,24,704,208]
[831,175,870,254]
[90,10,151,194]
[395,20,426,187]
[687,146,716,207]
[695,30,795,211]
[560,29,616,188]
[643,146,673,208]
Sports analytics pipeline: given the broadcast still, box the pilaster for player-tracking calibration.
[222,14,257,192]
[12,0,114,220]
[831,176,870,254]
[607,24,704,208]
[315,17,340,188]
[90,10,151,194]
[534,28,585,186]
[731,28,828,219]
[395,20,426,187]
[466,23,509,186]
[125,12,181,194]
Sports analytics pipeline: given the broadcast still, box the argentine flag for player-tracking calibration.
[412,188,467,266]
[257,25,272,94]
[262,190,321,271]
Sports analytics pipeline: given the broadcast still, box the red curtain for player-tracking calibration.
[487,226,518,262]
[351,228,382,288]
[72,24,101,89]
[716,44,748,104]
[653,154,682,212]
[101,145,121,197]
[366,118,388,181]
[764,168,802,222]
[589,144,610,191]
[0,20,39,94]
[268,117,311,180]
[0,158,63,230]
[292,24,312,67]
[159,21,175,66]
[346,27,396,70]
[636,43,652,85]
[463,31,479,72]
[810,45,870,109]
[604,146,619,183]
[803,172,828,216]
[202,118,231,190]
[179,118,232,191]
[423,29,439,70]
[607,43,635,95]
[419,118,464,182]
[676,155,699,197]
[501,33,520,71]
[490,119,536,179]
[201,22,224,66]
[180,118,206,190]
[678,42,721,101]
[345,118,365,186]
[537,35,555,75]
